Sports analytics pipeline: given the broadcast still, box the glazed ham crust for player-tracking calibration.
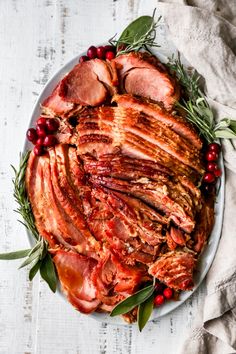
[113,94,202,150]
[26,51,215,319]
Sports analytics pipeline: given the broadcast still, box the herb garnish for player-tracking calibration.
[137,294,155,332]
[110,279,155,331]
[168,54,236,143]
[110,9,161,55]
[0,152,57,292]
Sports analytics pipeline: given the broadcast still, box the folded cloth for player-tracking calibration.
[152,0,236,352]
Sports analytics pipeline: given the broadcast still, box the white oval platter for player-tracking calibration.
[24,47,225,325]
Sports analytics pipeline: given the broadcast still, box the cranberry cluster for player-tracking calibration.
[153,282,173,307]
[79,45,116,63]
[26,117,59,156]
[202,143,222,193]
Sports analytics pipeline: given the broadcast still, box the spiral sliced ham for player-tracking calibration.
[26,50,216,321]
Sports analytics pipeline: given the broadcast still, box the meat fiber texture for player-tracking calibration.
[27,52,215,321]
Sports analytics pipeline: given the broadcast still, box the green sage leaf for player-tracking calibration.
[137,294,154,332]
[29,260,42,281]
[39,240,49,260]
[18,247,42,269]
[214,128,236,139]
[110,284,154,317]
[40,253,57,293]
[0,249,31,260]
[28,241,42,256]
[214,118,231,130]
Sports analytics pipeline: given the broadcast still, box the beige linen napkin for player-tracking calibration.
[154,0,236,353]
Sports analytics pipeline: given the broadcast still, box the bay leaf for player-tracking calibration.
[40,253,57,293]
[137,294,154,332]
[110,284,154,317]
[118,15,154,45]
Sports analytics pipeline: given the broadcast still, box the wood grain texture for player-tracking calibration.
[0,1,207,353]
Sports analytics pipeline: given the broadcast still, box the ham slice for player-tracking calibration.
[42,59,118,115]
[91,252,147,306]
[59,59,118,106]
[42,83,75,117]
[169,227,186,246]
[90,175,196,233]
[193,197,215,253]
[148,251,196,290]
[48,146,101,257]
[83,153,172,180]
[26,152,80,250]
[113,52,180,109]
[86,187,158,265]
[53,250,100,313]
[25,152,57,247]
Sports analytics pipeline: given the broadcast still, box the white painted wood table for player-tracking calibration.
[0,1,207,353]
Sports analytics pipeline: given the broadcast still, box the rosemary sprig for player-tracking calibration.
[11,151,39,240]
[167,54,236,143]
[177,98,215,143]
[167,53,201,101]
[0,152,57,292]
[110,9,161,55]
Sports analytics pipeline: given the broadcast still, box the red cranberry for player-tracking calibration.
[87,46,97,59]
[37,117,47,127]
[206,151,218,162]
[105,51,115,60]
[26,128,37,142]
[163,288,173,299]
[36,137,45,146]
[208,143,221,153]
[97,46,106,59]
[104,45,116,52]
[203,172,215,183]
[155,283,165,294]
[214,168,222,177]
[36,124,47,137]
[46,118,59,132]
[79,55,89,63]
[206,162,217,172]
[34,144,44,156]
[43,135,57,147]
[154,294,165,307]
